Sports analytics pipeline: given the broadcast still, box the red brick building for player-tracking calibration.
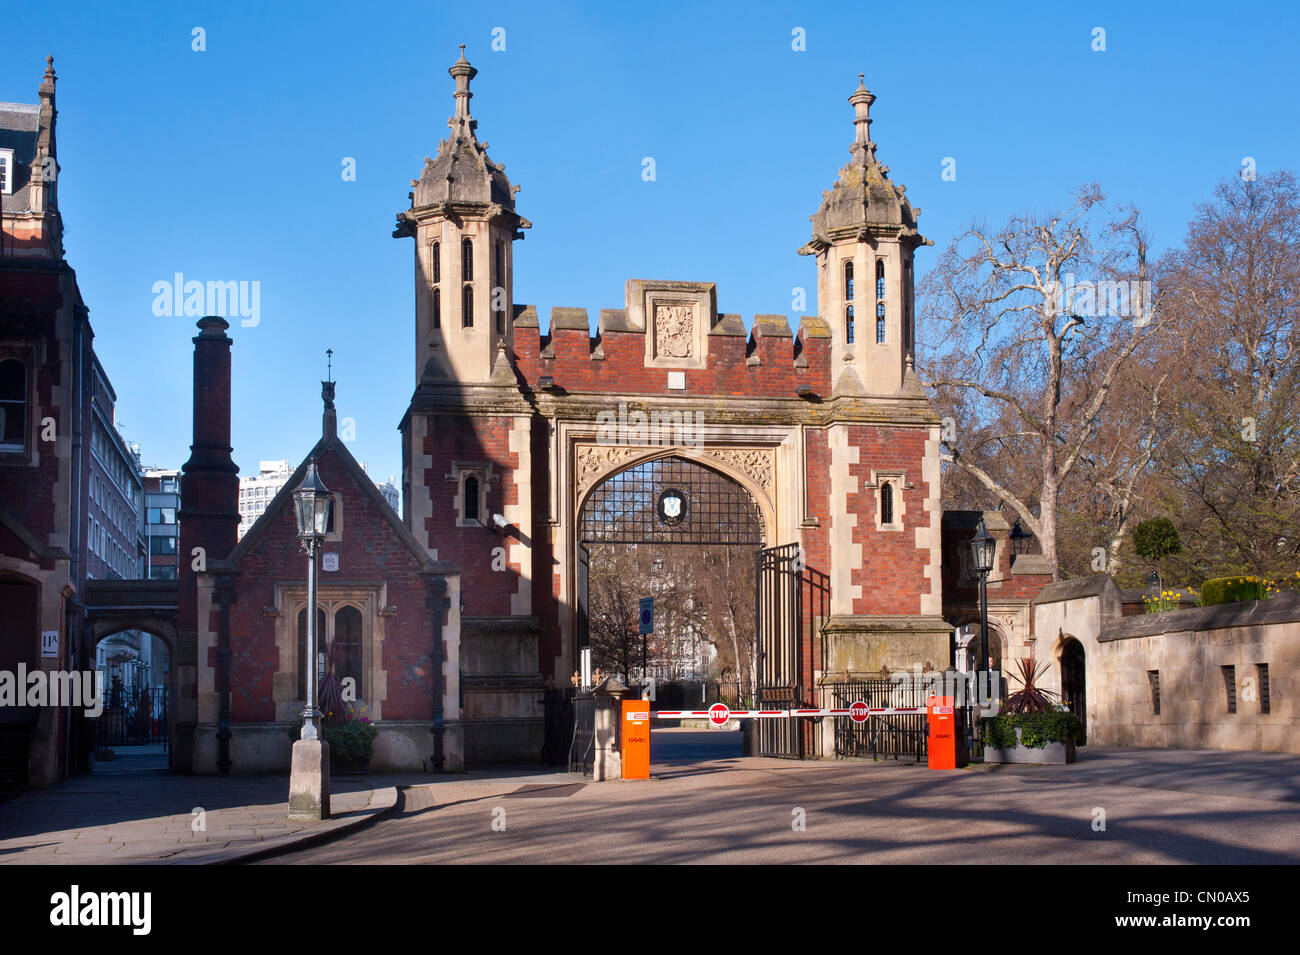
[7,52,1054,781]
[0,57,130,787]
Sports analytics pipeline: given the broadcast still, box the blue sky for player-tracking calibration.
[4,1,1297,487]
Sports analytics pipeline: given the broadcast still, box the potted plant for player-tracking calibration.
[980,655,1083,764]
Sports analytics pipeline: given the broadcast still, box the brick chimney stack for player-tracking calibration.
[179,316,239,615]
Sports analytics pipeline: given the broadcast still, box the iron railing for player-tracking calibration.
[96,681,168,750]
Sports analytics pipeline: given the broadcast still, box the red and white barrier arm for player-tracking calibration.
[652,710,788,719]
[652,707,929,720]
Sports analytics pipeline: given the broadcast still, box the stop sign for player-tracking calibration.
[708,703,730,726]
[849,700,870,723]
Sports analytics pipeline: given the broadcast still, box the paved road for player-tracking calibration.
[264,731,1300,865]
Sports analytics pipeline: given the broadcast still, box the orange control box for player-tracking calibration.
[927,695,957,770]
[621,699,651,780]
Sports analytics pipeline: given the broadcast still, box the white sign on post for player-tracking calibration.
[40,630,59,658]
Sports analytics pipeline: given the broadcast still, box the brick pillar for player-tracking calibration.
[176,316,239,771]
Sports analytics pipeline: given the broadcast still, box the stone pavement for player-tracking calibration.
[269,733,1300,865]
[0,753,407,864]
[5,739,1300,865]
[971,745,1300,803]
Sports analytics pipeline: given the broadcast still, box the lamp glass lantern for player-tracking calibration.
[294,460,332,540]
[969,519,996,575]
[1009,519,1033,557]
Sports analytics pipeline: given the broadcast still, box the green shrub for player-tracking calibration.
[981,712,1083,749]
[1200,576,1269,606]
[1133,517,1182,562]
[287,718,378,764]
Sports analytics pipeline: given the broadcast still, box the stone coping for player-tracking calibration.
[1100,592,1300,642]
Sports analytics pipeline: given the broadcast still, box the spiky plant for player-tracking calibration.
[1002,655,1059,714]
[318,636,354,727]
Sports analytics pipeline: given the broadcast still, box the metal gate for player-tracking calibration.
[755,543,828,758]
[95,679,168,750]
[829,678,928,761]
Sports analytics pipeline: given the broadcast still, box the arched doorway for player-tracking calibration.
[572,454,770,766]
[0,574,42,788]
[1060,637,1086,744]
[577,454,766,691]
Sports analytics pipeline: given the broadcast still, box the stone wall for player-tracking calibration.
[1034,576,1298,754]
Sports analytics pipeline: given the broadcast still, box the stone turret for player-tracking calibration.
[394,46,531,387]
[799,76,931,398]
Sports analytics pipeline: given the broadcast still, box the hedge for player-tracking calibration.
[1200,576,1269,606]
[981,712,1084,749]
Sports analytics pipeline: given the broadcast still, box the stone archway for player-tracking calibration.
[563,443,779,685]
[83,579,182,771]
[574,453,770,690]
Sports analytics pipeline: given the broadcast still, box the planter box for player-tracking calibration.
[982,726,1076,764]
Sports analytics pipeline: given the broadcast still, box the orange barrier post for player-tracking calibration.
[927,695,957,770]
[621,698,651,780]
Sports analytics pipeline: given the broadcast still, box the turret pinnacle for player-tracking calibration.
[798,76,928,256]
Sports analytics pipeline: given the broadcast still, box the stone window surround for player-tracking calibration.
[445,461,496,528]
[269,581,390,723]
[323,491,344,543]
[864,468,908,532]
[0,149,13,196]
[0,344,37,465]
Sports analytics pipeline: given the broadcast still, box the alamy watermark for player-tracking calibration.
[1046,273,1151,326]
[595,401,704,449]
[890,665,1000,711]
[0,665,103,716]
[151,273,260,327]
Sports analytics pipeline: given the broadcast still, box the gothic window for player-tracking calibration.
[333,606,363,695]
[296,607,327,700]
[432,241,440,283]
[464,475,480,522]
[874,472,905,531]
[0,358,28,453]
[845,305,855,344]
[876,259,886,300]
[462,284,474,328]
[494,243,506,335]
[876,302,886,343]
[325,494,338,535]
[462,237,473,282]
[904,259,914,350]
[844,260,854,300]
[432,287,441,329]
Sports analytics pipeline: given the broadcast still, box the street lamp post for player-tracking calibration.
[288,458,332,821]
[969,518,997,757]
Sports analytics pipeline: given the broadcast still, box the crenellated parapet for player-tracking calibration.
[508,279,833,401]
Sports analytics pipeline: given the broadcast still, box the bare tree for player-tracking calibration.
[1146,170,1300,579]
[919,185,1164,578]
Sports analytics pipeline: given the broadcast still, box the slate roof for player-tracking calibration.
[0,102,39,214]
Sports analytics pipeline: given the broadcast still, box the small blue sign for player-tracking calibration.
[638,597,654,635]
